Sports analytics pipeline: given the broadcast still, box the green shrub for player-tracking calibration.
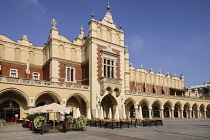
[34,116,45,129]
[26,114,39,121]
[0,119,6,126]
[66,116,74,123]
[75,115,87,129]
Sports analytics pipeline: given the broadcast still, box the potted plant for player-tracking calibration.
[0,119,6,126]
[75,115,87,130]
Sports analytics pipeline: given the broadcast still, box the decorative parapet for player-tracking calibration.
[100,77,122,84]
[125,90,210,103]
[0,76,89,91]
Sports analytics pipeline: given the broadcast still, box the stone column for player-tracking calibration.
[197,108,200,118]
[171,106,174,119]
[180,107,184,118]
[189,107,192,118]
[204,109,207,118]
[148,104,152,119]
[135,106,138,119]
[160,105,164,119]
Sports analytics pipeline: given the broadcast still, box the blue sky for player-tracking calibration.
[0,0,210,87]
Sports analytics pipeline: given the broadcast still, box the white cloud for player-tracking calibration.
[127,34,144,51]
[20,0,47,14]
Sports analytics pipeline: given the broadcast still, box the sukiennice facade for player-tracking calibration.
[0,6,210,122]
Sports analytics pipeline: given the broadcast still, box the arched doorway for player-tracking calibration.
[164,107,170,117]
[200,104,205,118]
[174,102,182,118]
[192,104,198,118]
[66,95,87,118]
[100,94,117,119]
[0,100,20,122]
[164,101,172,118]
[207,105,210,118]
[183,103,190,118]
[125,98,135,119]
[174,107,178,118]
[139,99,150,119]
[129,105,135,118]
[0,90,28,121]
[142,106,149,118]
[152,100,161,118]
[153,106,160,118]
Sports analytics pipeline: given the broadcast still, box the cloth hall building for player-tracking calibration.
[0,6,210,122]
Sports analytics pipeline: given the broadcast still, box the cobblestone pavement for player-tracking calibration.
[0,118,210,140]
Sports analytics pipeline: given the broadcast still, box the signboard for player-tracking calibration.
[46,110,53,112]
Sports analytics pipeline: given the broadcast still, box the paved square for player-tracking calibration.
[0,118,210,140]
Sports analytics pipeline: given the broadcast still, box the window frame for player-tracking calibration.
[65,67,75,83]
[103,57,115,78]
[33,72,40,80]
[10,69,18,77]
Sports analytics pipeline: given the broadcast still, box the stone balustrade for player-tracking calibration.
[0,76,89,91]
[125,90,210,103]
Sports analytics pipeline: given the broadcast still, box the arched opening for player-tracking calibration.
[174,102,182,118]
[66,95,87,118]
[153,106,160,118]
[200,104,205,118]
[0,100,20,122]
[142,106,149,118]
[207,105,210,118]
[139,99,150,118]
[129,105,135,118]
[101,94,117,119]
[164,107,170,117]
[152,100,161,118]
[192,104,198,118]
[183,103,190,118]
[125,98,135,119]
[174,107,178,118]
[35,93,60,106]
[164,101,172,118]
[0,90,28,121]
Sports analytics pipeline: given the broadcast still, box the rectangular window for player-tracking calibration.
[33,72,39,80]
[103,58,115,78]
[10,69,18,77]
[137,86,141,92]
[66,67,75,82]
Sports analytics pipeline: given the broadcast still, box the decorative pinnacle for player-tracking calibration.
[119,23,122,29]
[80,25,84,32]
[91,11,94,19]
[107,2,110,11]
[140,64,143,69]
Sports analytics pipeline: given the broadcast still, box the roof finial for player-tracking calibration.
[80,25,84,32]
[91,11,94,19]
[106,2,110,12]
[140,64,143,69]
[51,18,57,29]
[119,23,122,29]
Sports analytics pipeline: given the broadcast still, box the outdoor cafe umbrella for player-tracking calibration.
[122,104,126,119]
[87,107,92,120]
[138,106,143,119]
[75,107,81,118]
[108,108,112,119]
[114,106,119,120]
[95,107,99,119]
[99,106,104,120]
[25,103,71,130]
